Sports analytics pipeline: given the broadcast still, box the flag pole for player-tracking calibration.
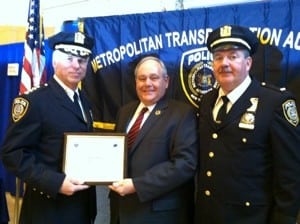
[14,178,21,224]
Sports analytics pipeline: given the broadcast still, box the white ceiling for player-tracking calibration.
[42,0,88,9]
[1,0,266,31]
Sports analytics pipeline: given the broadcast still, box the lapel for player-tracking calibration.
[202,89,219,129]
[119,102,140,132]
[79,90,94,130]
[128,99,168,155]
[218,78,260,129]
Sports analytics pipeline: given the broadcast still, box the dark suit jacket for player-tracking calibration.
[110,98,198,224]
[194,77,300,224]
[1,78,96,224]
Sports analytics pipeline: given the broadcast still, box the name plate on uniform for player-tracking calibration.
[63,132,127,185]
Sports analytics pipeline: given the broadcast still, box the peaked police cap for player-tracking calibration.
[207,25,259,55]
[48,31,94,58]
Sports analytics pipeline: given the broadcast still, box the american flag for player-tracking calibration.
[19,0,47,94]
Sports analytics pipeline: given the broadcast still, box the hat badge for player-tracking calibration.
[220,25,232,37]
[74,32,86,45]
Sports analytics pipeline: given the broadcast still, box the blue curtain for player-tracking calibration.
[0,42,23,223]
[0,43,22,196]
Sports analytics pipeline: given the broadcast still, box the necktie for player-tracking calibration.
[216,95,229,123]
[127,107,148,150]
[73,92,84,119]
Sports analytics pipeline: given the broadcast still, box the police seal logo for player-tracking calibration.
[180,47,216,108]
[12,97,29,122]
[282,99,299,126]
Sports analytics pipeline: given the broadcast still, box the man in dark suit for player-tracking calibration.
[109,56,198,224]
[194,25,300,224]
[1,31,97,223]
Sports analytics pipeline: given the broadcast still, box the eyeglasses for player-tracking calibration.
[55,50,89,65]
[64,53,89,65]
[212,50,249,63]
[136,74,167,82]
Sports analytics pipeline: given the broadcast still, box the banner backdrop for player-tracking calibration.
[83,0,300,130]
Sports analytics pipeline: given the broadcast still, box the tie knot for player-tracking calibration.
[140,107,148,114]
[221,95,229,104]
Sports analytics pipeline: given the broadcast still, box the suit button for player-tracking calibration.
[205,190,211,196]
[245,201,250,206]
[209,152,214,158]
[212,133,218,139]
[32,188,36,191]
[242,138,247,143]
[206,171,212,177]
[40,192,44,195]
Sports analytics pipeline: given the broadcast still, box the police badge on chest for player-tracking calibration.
[239,97,258,130]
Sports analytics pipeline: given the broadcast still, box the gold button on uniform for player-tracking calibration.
[245,201,250,206]
[212,133,218,139]
[209,152,214,158]
[205,190,211,196]
[242,138,247,143]
[206,171,212,177]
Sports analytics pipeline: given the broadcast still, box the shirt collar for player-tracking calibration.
[218,75,251,104]
[54,75,79,100]
[137,103,156,114]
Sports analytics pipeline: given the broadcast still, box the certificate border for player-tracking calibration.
[62,132,127,185]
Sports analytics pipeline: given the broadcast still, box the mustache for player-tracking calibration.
[218,67,232,73]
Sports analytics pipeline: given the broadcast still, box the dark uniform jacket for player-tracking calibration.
[110,98,198,224]
[194,77,300,224]
[1,78,96,224]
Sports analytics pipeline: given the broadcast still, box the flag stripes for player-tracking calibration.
[20,0,46,94]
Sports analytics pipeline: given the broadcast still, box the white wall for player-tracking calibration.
[1,0,266,31]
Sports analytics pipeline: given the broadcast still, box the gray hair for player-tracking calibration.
[52,49,64,65]
[134,56,168,77]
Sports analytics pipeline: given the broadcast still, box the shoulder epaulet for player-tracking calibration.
[23,83,49,95]
[260,82,287,93]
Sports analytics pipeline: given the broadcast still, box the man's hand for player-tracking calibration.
[108,178,135,196]
[59,177,90,196]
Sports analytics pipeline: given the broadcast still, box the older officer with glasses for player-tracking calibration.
[1,31,97,224]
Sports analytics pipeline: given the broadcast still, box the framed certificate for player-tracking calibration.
[63,132,127,185]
